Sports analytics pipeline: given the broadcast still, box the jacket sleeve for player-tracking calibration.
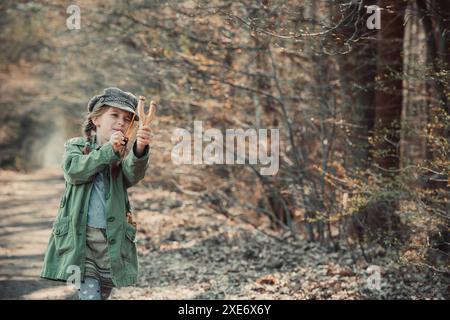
[62,140,121,185]
[122,141,150,189]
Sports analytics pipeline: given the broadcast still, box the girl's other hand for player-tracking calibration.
[110,131,126,152]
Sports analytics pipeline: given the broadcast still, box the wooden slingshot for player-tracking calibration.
[118,96,157,158]
[137,96,157,128]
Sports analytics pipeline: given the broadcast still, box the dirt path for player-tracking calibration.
[0,169,76,299]
[0,169,446,300]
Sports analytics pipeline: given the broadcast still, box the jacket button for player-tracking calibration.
[108,217,115,222]
[55,230,60,235]
[78,232,83,236]
[109,239,116,245]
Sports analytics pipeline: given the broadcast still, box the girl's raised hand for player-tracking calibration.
[135,126,152,156]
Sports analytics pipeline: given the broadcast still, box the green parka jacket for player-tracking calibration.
[40,135,149,287]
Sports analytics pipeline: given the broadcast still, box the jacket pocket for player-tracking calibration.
[121,222,137,261]
[52,217,73,256]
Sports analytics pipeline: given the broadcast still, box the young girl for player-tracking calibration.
[41,87,153,300]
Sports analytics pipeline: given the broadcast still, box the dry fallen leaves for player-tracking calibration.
[256,275,277,285]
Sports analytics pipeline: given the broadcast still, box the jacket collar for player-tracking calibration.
[70,134,101,150]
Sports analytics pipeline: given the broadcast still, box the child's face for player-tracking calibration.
[92,107,133,144]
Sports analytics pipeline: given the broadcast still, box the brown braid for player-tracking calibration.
[81,107,110,154]
[82,118,95,155]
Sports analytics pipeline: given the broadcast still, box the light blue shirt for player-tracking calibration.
[86,139,107,229]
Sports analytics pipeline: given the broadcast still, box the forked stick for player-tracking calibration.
[137,96,157,127]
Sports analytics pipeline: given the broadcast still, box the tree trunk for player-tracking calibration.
[336,0,377,172]
[416,0,449,114]
[374,1,407,172]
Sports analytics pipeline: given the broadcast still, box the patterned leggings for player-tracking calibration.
[78,277,113,300]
